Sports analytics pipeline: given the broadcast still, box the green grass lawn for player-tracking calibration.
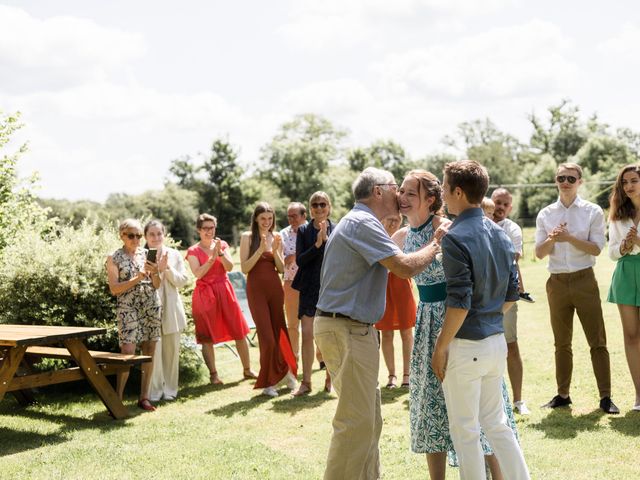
[2,229,639,479]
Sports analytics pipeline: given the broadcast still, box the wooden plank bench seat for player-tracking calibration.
[25,346,151,365]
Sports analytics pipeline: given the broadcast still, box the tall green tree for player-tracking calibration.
[347,139,412,182]
[443,119,523,186]
[169,138,254,242]
[0,111,49,252]
[260,113,347,203]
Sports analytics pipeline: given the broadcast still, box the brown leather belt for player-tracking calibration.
[316,309,351,319]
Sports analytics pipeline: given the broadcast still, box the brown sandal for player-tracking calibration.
[210,371,224,385]
[401,373,410,388]
[243,368,258,380]
[292,381,312,397]
[386,375,398,389]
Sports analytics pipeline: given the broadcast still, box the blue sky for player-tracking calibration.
[1,0,639,200]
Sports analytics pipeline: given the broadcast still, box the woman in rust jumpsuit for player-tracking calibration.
[240,202,297,397]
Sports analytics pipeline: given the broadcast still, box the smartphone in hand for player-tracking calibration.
[147,248,158,263]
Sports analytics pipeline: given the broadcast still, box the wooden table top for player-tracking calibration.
[0,325,107,347]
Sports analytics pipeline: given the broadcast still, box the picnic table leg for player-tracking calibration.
[63,338,129,419]
[0,346,27,402]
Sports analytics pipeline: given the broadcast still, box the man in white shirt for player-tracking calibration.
[280,202,307,359]
[492,188,530,415]
[535,163,618,414]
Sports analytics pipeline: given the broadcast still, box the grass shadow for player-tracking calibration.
[609,411,640,437]
[206,393,274,418]
[177,379,243,401]
[0,399,131,457]
[269,390,334,415]
[530,407,604,439]
[381,386,409,405]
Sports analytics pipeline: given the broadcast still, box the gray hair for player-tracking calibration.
[352,167,395,201]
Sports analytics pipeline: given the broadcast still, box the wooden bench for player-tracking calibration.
[17,346,151,391]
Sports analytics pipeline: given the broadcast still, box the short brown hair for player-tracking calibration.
[196,213,217,229]
[443,160,489,204]
[557,162,583,178]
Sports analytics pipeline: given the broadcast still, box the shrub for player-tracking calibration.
[0,221,202,375]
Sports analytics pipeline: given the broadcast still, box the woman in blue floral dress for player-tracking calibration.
[395,170,518,480]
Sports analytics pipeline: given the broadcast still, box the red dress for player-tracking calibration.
[375,272,417,331]
[246,252,297,388]
[186,243,250,344]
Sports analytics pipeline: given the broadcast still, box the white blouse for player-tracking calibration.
[608,218,640,261]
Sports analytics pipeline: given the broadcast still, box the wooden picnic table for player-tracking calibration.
[0,324,147,419]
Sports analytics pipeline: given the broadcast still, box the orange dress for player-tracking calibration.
[375,272,417,331]
[246,252,297,388]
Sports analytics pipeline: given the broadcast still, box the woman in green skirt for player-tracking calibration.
[607,164,640,411]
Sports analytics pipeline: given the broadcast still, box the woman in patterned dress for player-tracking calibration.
[395,170,518,479]
[106,218,161,411]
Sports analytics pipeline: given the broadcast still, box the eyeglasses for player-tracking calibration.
[556,175,578,184]
[125,233,143,240]
[311,202,327,209]
[200,226,215,232]
[376,183,399,191]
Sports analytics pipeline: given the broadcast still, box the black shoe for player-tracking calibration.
[519,292,535,303]
[600,396,620,414]
[543,394,572,408]
[319,361,326,370]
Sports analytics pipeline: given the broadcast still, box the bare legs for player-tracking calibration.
[235,337,256,377]
[283,281,300,359]
[116,340,157,401]
[380,328,413,386]
[507,341,524,402]
[201,343,222,384]
[618,304,640,406]
[300,315,315,386]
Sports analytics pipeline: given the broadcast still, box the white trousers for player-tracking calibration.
[442,334,530,480]
[150,332,181,401]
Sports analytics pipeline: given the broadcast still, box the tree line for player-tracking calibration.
[38,99,640,247]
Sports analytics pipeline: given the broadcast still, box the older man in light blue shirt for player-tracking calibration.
[315,167,445,480]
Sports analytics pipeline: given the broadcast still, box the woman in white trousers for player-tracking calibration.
[145,220,190,401]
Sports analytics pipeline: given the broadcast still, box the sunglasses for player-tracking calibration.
[311,202,327,209]
[200,226,215,232]
[556,175,578,184]
[125,233,143,240]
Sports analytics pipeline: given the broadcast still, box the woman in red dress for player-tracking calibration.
[186,213,257,385]
[375,213,417,389]
[240,202,298,397]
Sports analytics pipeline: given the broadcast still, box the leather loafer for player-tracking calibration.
[600,396,620,414]
[543,394,572,408]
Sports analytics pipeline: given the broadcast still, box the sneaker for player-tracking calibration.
[600,396,620,414]
[542,394,572,408]
[262,386,278,397]
[632,404,640,411]
[513,400,531,415]
[519,292,535,303]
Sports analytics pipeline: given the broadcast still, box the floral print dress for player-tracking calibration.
[406,217,518,460]
[112,247,161,345]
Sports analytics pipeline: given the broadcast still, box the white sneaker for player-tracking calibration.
[514,400,531,415]
[262,386,278,397]
[284,372,298,390]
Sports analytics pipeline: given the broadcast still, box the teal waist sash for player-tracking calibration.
[618,254,640,263]
[417,283,447,303]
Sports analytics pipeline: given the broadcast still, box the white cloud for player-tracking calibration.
[373,19,577,99]
[597,23,640,60]
[0,5,146,91]
[282,79,375,117]
[278,0,518,49]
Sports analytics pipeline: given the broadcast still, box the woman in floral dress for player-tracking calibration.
[395,170,518,480]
